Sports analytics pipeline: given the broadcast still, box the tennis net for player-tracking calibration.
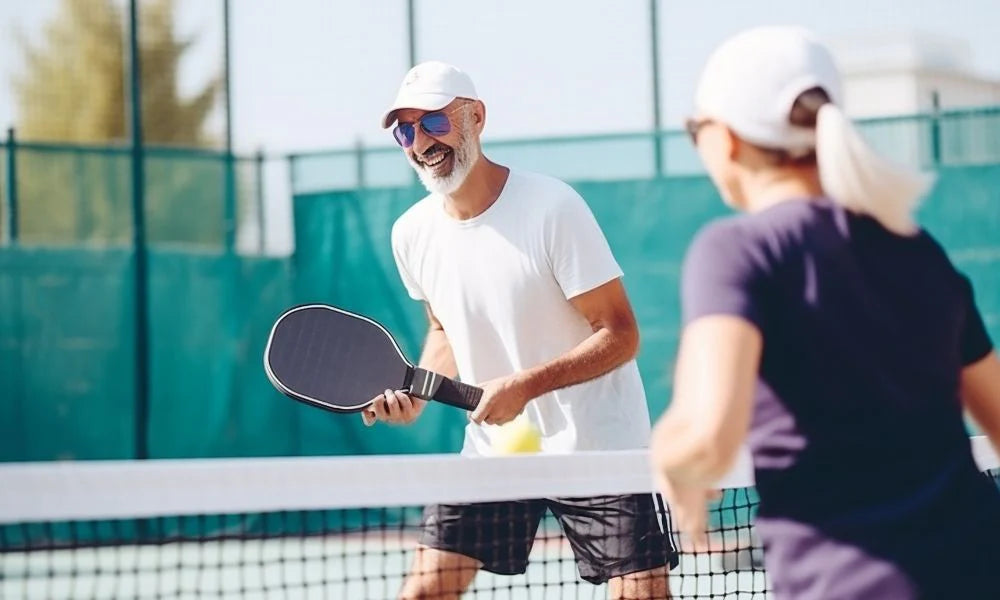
[1,438,997,599]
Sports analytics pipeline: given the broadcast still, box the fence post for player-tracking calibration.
[5,126,23,456]
[74,149,87,241]
[406,0,417,67]
[649,0,664,178]
[128,0,151,461]
[405,1,420,187]
[287,153,297,199]
[930,90,942,168]
[255,149,265,254]
[355,138,366,190]
[223,154,236,252]
[223,0,236,252]
[5,128,17,244]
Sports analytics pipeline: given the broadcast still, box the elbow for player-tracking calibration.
[614,316,639,362]
[595,315,639,362]
[622,325,639,362]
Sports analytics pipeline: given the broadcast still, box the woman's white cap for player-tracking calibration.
[695,26,843,153]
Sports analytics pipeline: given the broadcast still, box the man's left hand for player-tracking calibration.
[470,376,531,425]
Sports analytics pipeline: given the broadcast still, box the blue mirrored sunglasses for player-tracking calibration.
[392,105,467,148]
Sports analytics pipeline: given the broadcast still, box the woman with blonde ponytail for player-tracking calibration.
[650,26,1000,599]
[815,101,933,234]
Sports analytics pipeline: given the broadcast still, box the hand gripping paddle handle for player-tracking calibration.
[407,367,482,411]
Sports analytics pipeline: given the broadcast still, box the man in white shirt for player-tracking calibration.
[363,61,676,600]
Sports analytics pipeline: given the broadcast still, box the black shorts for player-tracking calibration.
[419,494,679,584]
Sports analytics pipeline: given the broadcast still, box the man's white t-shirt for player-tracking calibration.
[390,169,651,456]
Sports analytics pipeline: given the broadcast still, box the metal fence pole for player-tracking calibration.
[405,0,419,186]
[255,149,265,254]
[5,128,17,244]
[74,149,87,241]
[223,0,236,252]
[4,126,23,456]
[930,90,942,168]
[128,0,151,461]
[406,0,417,67]
[355,139,366,190]
[287,154,297,198]
[649,0,664,178]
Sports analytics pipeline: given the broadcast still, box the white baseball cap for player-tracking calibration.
[380,61,479,129]
[694,26,843,153]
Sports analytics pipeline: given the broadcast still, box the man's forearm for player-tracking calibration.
[418,327,458,378]
[515,326,636,400]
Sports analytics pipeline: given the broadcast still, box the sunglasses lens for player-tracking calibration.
[393,123,414,147]
[420,112,451,137]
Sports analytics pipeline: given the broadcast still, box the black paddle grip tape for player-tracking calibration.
[409,367,481,411]
[434,378,482,411]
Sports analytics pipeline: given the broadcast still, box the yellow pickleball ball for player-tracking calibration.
[492,419,542,455]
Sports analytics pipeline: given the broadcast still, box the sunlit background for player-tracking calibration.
[0,3,997,597]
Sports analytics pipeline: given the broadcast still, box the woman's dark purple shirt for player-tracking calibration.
[681,198,999,598]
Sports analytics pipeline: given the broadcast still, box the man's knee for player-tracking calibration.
[609,566,671,600]
[399,546,481,600]
[398,577,461,600]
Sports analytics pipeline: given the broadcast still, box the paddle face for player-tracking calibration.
[264,305,412,413]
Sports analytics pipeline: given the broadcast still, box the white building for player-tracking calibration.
[830,32,1000,117]
[829,32,1000,167]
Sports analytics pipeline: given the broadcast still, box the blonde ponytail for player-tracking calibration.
[815,104,933,235]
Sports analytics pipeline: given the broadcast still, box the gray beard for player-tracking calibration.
[409,126,475,195]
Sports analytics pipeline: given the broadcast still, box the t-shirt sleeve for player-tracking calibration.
[390,222,425,301]
[958,275,993,365]
[681,219,768,328]
[544,189,624,299]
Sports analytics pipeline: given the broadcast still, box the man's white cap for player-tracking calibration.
[695,26,843,153]
[380,61,478,129]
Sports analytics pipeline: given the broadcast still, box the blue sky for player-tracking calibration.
[231,0,1000,152]
[2,0,999,154]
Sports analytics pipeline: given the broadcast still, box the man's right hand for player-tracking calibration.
[361,389,426,426]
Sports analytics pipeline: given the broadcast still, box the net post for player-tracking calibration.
[128,0,150,460]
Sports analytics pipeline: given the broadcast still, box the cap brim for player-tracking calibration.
[380,92,456,128]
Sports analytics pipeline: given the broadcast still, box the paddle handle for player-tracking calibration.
[409,367,482,411]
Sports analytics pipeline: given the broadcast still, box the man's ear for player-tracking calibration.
[472,100,486,134]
